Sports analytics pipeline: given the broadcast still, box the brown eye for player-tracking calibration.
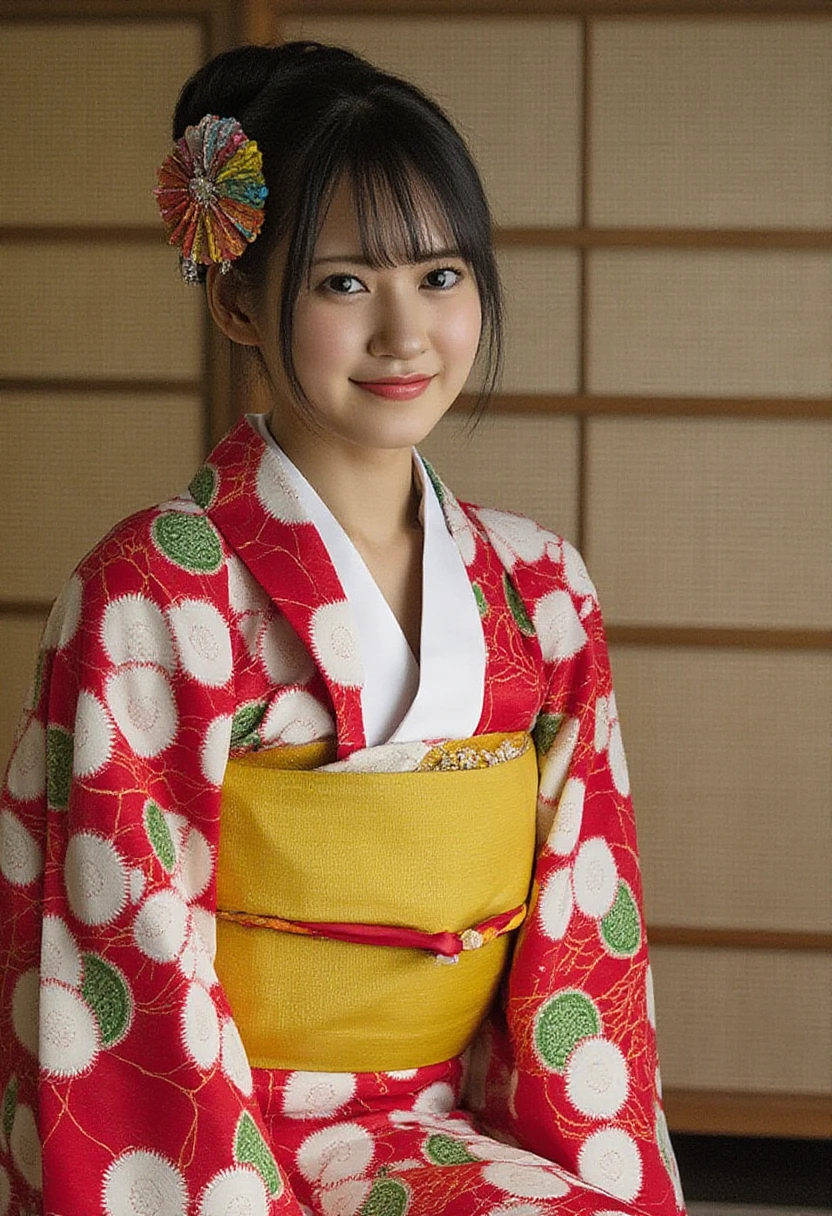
[324,274,365,294]
[424,267,463,290]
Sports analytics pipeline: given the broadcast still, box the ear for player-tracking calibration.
[205,265,263,346]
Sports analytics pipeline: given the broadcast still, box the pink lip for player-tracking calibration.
[352,376,434,400]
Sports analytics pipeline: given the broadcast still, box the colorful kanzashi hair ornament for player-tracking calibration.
[154,114,268,283]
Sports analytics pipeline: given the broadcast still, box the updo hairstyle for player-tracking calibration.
[173,42,503,405]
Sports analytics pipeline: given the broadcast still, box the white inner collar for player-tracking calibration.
[252,415,485,746]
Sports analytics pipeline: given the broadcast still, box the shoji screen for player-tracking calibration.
[0,4,236,764]
[265,2,831,1137]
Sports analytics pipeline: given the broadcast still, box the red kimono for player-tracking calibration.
[0,416,684,1215]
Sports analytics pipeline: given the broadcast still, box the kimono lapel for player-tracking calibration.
[422,460,548,736]
[201,418,546,754]
[201,417,367,757]
[387,454,485,743]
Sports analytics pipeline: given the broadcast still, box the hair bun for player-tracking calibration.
[174,45,282,138]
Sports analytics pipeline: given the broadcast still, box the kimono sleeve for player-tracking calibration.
[0,506,304,1214]
[468,541,685,1216]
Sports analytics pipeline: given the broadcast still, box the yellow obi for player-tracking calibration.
[215,732,537,1072]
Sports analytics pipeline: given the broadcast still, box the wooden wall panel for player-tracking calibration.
[1,21,202,225]
[588,250,832,397]
[610,647,831,934]
[652,947,832,1093]
[498,249,581,392]
[0,245,202,380]
[1,393,203,600]
[586,417,832,629]
[591,20,832,228]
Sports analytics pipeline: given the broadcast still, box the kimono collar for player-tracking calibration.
[200,415,487,757]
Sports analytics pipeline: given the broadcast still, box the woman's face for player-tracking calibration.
[257,178,483,456]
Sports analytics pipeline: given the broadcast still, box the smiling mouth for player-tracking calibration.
[352,376,434,400]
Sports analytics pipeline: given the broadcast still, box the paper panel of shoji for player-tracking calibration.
[591,21,832,228]
[586,417,832,629]
[420,414,579,545]
[0,393,202,600]
[609,648,831,934]
[497,249,580,393]
[651,947,832,1093]
[0,617,48,775]
[0,245,201,380]
[588,251,832,397]
[280,17,581,227]
[1,22,202,226]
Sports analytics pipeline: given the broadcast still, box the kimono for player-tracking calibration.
[0,414,685,1216]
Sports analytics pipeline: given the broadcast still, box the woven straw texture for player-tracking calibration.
[651,946,832,1093]
[1,21,201,225]
[588,250,832,397]
[497,249,581,393]
[591,20,832,228]
[0,392,202,600]
[586,417,832,629]
[0,244,201,379]
[611,646,831,934]
[420,414,579,543]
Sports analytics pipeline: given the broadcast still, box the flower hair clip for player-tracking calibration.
[154,114,268,283]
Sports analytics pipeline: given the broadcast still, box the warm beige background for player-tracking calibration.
[1,6,830,1131]
[0,18,205,752]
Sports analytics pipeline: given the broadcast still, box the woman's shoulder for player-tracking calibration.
[56,492,232,623]
[454,497,595,597]
[451,499,605,672]
[84,492,223,568]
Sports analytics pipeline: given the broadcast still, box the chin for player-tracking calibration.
[344,411,453,453]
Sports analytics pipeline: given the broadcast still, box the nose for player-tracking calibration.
[367,287,428,361]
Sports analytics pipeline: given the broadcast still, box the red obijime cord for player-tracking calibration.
[216,903,527,963]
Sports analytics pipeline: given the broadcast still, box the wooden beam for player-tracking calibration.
[648,926,832,952]
[0,226,164,245]
[6,386,827,419]
[663,1088,832,1139]
[607,626,832,651]
[0,603,52,618]
[495,227,832,249]
[274,1,832,16]
[2,0,234,36]
[453,393,832,419]
[2,602,829,660]
[575,15,592,556]
[0,379,201,397]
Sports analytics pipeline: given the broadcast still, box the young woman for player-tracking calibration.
[0,42,685,1216]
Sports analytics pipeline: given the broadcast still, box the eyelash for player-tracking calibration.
[320,265,466,295]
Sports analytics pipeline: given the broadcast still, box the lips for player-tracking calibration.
[352,376,434,401]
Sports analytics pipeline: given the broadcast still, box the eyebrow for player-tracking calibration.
[312,248,462,267]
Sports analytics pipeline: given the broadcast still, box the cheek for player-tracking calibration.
[441,298,483,369]
[292,304,360,377]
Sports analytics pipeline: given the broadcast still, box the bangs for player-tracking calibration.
[268,64,503,410]
[177,40,503,413]
[349,156,463,269]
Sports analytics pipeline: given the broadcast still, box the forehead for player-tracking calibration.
[313,174,457,263]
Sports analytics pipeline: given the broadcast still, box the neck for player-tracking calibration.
[264,409,420,547]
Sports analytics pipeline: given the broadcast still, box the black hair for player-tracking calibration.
[172,41,503,408]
